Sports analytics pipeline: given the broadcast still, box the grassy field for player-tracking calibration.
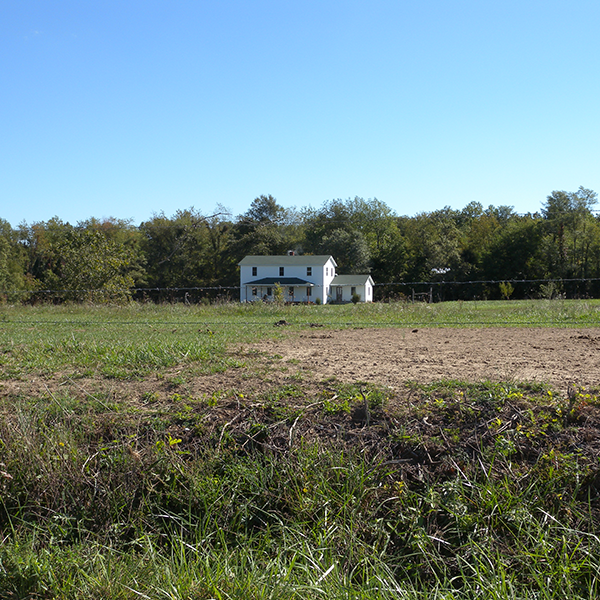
[1,299,600,376]
[1,301,600,599]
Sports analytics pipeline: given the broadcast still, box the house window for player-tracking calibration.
[326,267,328,276]
[252,287,257,296]
[307,287,311,297]
[267,288,272,296]
[288,287,294,297]
[332,268,335,276]
[252,266,257,276]
[351,287,356,296]
[307,267,312,276]
[280,267,285,276]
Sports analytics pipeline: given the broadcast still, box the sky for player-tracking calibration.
[2,0,599,227]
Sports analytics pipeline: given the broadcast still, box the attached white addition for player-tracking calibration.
[329,274,375,303]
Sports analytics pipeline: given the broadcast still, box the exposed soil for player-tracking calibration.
[2,327,599,408]
[251,326,600,392]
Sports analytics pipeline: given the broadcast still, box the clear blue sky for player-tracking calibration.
[2,0,599,227]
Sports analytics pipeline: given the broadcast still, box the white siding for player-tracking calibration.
[239,256,338,304]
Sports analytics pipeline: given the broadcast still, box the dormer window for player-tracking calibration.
[279,267,285,276]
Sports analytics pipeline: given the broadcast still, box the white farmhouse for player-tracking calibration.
[239,254,374,304]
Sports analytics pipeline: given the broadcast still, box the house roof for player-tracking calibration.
[239,255,337,267]
[244,277,314,286]
[331,274,374,286]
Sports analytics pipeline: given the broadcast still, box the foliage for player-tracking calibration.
[0,218,30,301]
[140,207,236,295]
[499,280,514,300]
[318,228,371,274]
[20,218,141,302]
[231,195,299,260]
[273,282,285,306]
[3,186,600,303]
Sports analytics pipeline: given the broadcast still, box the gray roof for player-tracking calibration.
[331,274,374,286]
[239,255,337,267]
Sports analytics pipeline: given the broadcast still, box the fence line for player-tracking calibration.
[3,277,600,296]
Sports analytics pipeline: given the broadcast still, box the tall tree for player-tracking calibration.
[481,216,545,286]
[141,208,233,290]
[542,187,598,279]
[317,229,371,274]
[0,219,28,300]
[21,217,140,302]
[232,195,297,259]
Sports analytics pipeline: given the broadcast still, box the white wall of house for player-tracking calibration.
[239,256,338,303]
[331,283,374,303]
[329,275,374,303]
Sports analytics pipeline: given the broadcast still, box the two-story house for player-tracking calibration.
[239,254,374,303]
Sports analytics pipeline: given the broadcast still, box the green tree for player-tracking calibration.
[52,228,136,302]
[542,187,598,280]
[232,195,297,260]
[0,219,29,301]
[21,217,139,302]
[481,216,545,291]
[141,208,234,293]
[317,228,370,274]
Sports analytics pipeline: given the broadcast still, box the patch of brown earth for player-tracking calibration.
[2,327,599,407]
[251,327,600,392]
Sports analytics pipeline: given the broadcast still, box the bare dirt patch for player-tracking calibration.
[3,327,599,408]
[252,327,600,392]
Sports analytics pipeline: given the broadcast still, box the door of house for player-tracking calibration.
[336,287,343,302]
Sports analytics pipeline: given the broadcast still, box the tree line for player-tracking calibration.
[1,187,599,303]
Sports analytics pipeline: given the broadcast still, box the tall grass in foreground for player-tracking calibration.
[1,380,600,599]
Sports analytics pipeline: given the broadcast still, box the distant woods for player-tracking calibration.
[2,188,600,302]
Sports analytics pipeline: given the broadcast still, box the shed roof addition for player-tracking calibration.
[331,274,374,286]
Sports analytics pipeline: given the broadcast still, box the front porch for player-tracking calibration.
[242,277,315,303]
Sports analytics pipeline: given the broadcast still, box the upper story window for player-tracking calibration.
[326,267,329,276]
[252,267,257,276]
[279,267,285,276]
[307,267,312,276]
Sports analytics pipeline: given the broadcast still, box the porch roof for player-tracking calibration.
[245,277,314,286]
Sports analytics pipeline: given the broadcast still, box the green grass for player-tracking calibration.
[1,299,600,378]
[1,301,600,598]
